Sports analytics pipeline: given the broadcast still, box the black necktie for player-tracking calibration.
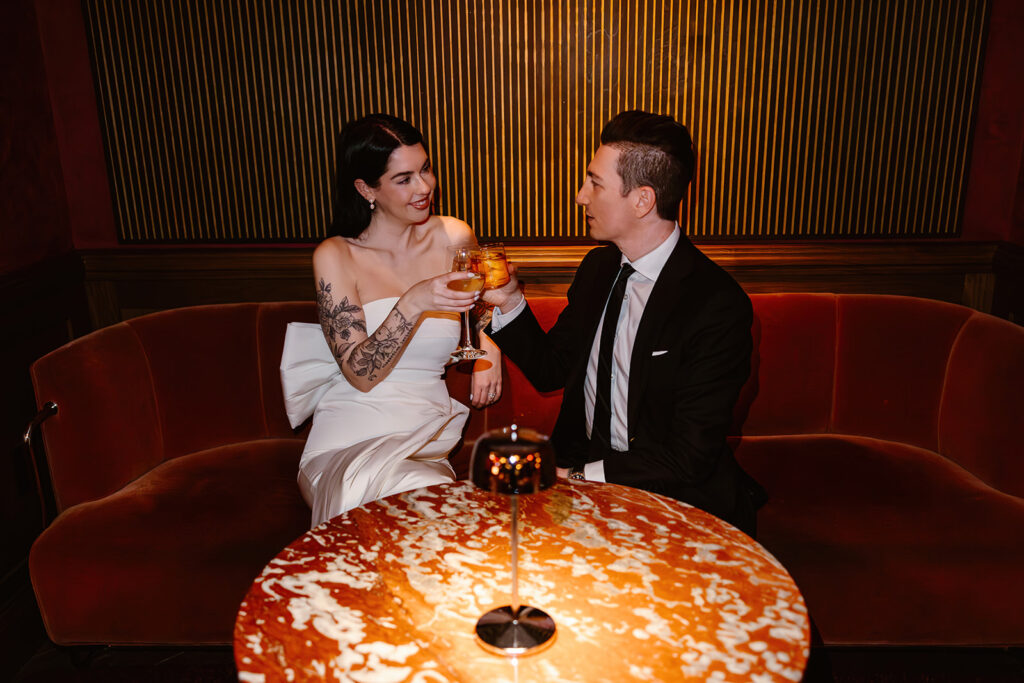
[590,263,635,453]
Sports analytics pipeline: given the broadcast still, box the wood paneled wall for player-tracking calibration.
[82,0,988,243]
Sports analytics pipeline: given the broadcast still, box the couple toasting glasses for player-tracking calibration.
[280,110,765,537]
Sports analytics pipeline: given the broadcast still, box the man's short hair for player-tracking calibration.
[599,110,695,222]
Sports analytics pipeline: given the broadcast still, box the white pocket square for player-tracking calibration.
[651,350,669,357]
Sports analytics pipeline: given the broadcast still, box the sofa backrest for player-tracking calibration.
[31,302,317,511]
[734,293,837,435]
[938,312,1024,497]
[32,294,1021,511]
[497,297,567,434]
[737,294,978,454]
[501,294,1022,497]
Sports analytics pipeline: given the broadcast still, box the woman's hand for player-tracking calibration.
[398,271,480,318]
[470,333,502,408]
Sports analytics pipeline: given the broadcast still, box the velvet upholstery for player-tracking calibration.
[29,323,163,511]
[499,297,566,434]
[734,434,1024,645]
[30,439,307,644]
[832,295,972,451]
[28,295,1023,647]
[735,293,836,435]
[939,313,1024,497]
[127,306,269,459]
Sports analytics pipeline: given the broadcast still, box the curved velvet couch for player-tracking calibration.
[29,294,1023,647]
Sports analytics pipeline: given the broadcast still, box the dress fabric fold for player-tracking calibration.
[280,298,468,527]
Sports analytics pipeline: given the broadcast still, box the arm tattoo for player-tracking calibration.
[317,278,367,362]
[347,308,416,381]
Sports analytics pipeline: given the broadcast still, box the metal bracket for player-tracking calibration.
[23,401,58,527]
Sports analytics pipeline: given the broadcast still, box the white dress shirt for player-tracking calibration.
[492,226,680,481]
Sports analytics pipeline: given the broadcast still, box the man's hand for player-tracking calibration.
[556,467,569,479]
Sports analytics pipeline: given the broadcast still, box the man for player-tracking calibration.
[484,110,764,536]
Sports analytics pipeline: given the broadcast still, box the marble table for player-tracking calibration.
[234,480,809,682]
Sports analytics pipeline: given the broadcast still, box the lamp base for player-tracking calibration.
[475,605,556,656]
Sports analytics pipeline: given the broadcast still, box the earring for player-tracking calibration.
[369,199,376,211]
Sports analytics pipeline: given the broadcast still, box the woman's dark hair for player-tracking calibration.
[329,114,425,237]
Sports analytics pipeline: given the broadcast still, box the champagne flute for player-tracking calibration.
[449,246,487,361]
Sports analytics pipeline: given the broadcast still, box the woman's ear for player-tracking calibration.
[354,179,375,204]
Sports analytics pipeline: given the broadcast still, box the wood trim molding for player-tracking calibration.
[79,241,1017,328]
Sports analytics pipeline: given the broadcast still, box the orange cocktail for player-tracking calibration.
[479,243,510,289]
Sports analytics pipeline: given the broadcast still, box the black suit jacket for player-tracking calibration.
[489,236,763,534]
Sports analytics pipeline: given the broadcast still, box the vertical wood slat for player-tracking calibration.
[82,0,988,243]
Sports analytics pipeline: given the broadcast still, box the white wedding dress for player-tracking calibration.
[280,297,469,527]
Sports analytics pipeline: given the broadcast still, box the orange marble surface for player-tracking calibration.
[234,481,809,682]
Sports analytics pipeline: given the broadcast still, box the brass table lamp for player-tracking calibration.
[469,425,557,656]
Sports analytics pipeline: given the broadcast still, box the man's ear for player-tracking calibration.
[354,179,375,204]
[633,186,657,219]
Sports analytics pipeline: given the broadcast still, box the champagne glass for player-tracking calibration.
[449,246,487,361]
[478,243,511,289]
[470,425,558,656]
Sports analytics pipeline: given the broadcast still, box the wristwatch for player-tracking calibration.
[568,466,586,481]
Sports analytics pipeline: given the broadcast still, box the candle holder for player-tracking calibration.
[469,425,557,656]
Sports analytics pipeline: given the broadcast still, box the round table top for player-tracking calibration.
[235,480,808,682]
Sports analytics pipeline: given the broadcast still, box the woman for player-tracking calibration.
[280,114,502,527]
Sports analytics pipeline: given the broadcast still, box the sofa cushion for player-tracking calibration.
[29,438,308,645]
[734,434,1024,645]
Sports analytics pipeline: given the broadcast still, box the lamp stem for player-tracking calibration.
[510,494,519,616]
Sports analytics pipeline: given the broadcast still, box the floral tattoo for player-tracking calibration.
[347,309,415,381]
[317,278,366,361]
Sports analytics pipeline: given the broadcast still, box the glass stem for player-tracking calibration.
[510,494,519,616]
[461,310,473,348]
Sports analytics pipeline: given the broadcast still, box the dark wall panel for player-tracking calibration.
[82,0,989,243]
[0,0,73,274]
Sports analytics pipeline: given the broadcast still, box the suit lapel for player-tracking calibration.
[559,248,624,423]
[558,248,623,447]
[575,248,623,367]
[626,236,698,437]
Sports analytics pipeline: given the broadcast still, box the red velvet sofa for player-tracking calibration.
[29,294,1024,647]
